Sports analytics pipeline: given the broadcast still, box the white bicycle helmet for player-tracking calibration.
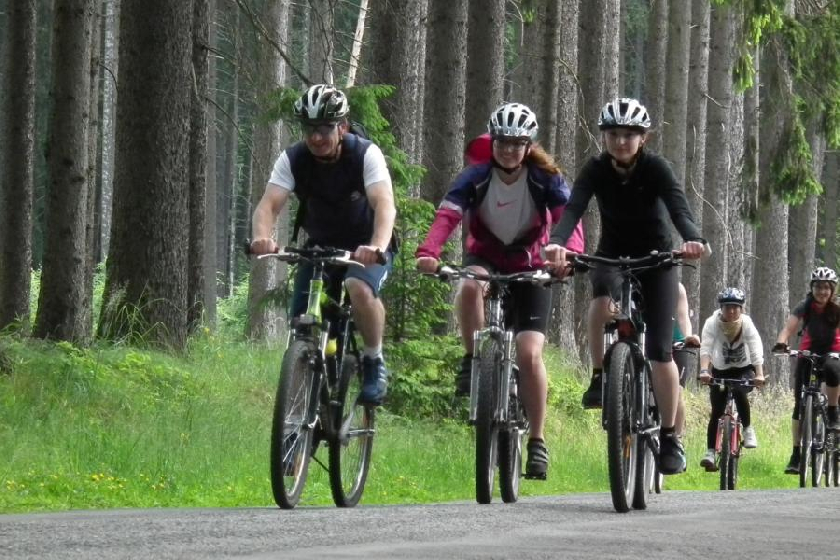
[488,103,539,139]
[293,84,350,122]
[811,266,838,286]
[717,287,746,307]
[598,97,651,131]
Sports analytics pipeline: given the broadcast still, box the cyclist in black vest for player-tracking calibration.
[250,84,397,406]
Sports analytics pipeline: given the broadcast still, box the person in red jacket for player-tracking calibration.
[416,103,584,480]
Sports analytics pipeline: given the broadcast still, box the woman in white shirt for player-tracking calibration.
[698,287,766,470]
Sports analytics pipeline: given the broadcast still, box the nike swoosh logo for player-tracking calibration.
[497,200,515,208]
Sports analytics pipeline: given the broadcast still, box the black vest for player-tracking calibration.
[287,133,373,250]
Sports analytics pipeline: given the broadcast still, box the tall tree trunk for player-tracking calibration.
[345,0,368,87]
[464,0,505,142]
[218,3,239,298]
[99,0,120,259]
[682,0,710,326]
[0,1,37,331]
[823,151,839,269]
[538,0,562,155]
[188,0,210,332]
[420,0,468,203]
[203,0,218,327]
[34,0,95,343]
[247,0,290,341]
[699,1,735,322]
[753,4,794,382]
[643,0,668,153]
[363,0,428,167]
[308,0,335,83]
[99,0,193,348]
[85,1,103,336]
[510,2,546,109]
[726,91,747,290]
[787,121,825,307]
[550,0,580,358]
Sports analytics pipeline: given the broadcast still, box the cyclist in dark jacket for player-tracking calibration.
[773,266,840,474]
[545,98,706,475]
[250,84,396,406]
[416,103,583,479]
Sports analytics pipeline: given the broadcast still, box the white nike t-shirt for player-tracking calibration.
[477,171,536,245]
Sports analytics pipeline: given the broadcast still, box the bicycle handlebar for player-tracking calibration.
[774,349,840,360]
[427,264,561,287]
[256,246,367,268]
[707,377,760,389]
[568,251,684,273]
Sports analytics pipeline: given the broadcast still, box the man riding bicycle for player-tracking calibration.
[250,84,397,406]
[545,98,706,475]
[416,103,584,479]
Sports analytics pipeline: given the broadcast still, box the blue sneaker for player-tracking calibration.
[359,356,388,406]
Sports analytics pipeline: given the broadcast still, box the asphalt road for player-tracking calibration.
[2,489,837,559]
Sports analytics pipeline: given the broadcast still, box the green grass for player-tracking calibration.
[0,334,803,513]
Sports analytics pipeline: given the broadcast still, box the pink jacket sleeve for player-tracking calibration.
[415,207,463,259]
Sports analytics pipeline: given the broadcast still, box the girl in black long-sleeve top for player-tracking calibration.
[545,98,707,475]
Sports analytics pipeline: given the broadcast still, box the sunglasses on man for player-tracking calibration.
[302,122,339,137]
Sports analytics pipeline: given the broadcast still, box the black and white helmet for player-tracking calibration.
[811,266,838,286]
[598,97,652,131]
[293,84,350,123]
[488,103,539,139]
[717,287,746,307]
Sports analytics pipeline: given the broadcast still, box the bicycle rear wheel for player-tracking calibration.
[329,353,374,507]
[812,407,826,488]
[270,340,317,509]
[719,419,733,490]
[498,369,523,503]
[605,342,637,513]
[475,336,502,504]
[799,396,813,489]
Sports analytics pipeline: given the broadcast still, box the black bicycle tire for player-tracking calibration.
[833,444,840,487]
[824,433,835,488]
[799,395,813,489]
[328,352,374,507]
[812,406,825,488]
[719,419,732,491]
[475,337,501,504]
[631,379,653,510]
[606,342,636,513]
[498,371,522,503]
[270,340,317,509]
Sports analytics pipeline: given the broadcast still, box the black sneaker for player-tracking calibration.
[784,449,800,474]
[525,439,548,480]
[358,356,388,406]
[455,354,472,397]
[581,373,602,409]
[658,433,687,475]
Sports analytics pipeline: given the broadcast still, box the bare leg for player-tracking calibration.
[651,359,679,429]
[454,267,487,353]
[517,331,547,440]
[675,387,686,437]
[588,296,614,368]
[345,279,384,349]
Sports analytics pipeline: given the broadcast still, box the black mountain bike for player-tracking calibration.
[430,265,558,504]
[777,349,840,488]
[258,246,376,508]
[705,377,758,490]
[570,251,683,513]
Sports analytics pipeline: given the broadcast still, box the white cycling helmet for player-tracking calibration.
[293,84,350,123]
[488,103,539,139]
[717,287,746,307]
[598,97,651,131]
[811,266,838,286]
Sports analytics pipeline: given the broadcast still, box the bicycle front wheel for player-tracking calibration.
[329,353,374,507]
[475,336,502,504]
[719,419,733,490]
[498,369,524,504]
[812,406,826,488]
[799,396,813,489]
[605,342,637,513]
[270,340,317,509]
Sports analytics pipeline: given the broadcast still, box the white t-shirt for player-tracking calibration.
[477,171,536,245]
[267,142,391,193]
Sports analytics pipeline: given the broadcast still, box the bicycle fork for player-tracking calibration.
[469,329,514,424]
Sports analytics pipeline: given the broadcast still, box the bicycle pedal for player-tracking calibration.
[522,472,547,481]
